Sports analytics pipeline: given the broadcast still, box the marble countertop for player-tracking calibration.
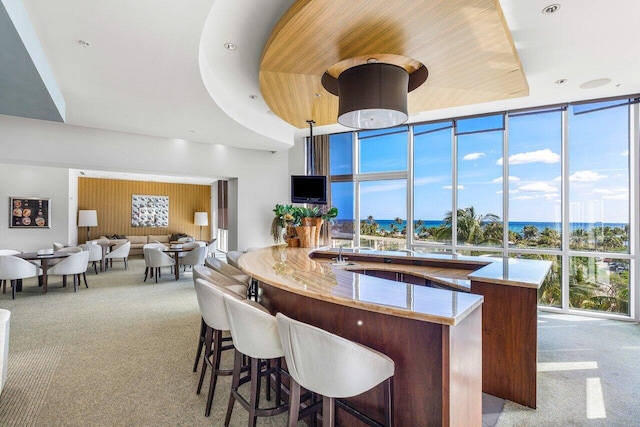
[239,246,483,326]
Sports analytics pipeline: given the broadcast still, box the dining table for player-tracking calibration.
[97,242,115,272]
[163,246,193,280]
[15,251,72,293]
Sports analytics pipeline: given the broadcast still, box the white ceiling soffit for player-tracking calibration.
[73,169,218,186]
[0,0,65,122]
[198,0,297,145]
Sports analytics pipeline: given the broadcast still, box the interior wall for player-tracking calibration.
[77,177,211,243]
[0,163,71,252]
[0,114,290,251]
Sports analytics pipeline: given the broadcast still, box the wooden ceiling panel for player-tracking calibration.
[260,0,528,128]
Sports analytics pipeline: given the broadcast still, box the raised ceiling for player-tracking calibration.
[2,0,640,152]
[260,0,528,128]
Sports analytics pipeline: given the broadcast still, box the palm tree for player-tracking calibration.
[570,228,589,250]
[539,227,561,248]
[437,206,500,245]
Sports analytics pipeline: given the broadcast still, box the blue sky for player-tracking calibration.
[329,101,630,225]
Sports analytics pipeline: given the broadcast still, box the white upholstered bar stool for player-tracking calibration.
[193,278,242,417]
[205,257,251,286]
[222,294,288,427]
[225,251,243,269]
[191,265,247,373]
[276,313,395,427]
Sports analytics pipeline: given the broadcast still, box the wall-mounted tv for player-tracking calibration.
[291,175,327,204]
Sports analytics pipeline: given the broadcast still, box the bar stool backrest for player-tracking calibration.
[276,313,395,399]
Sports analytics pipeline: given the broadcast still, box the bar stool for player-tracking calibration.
[276,313,395,427]
[191,265,247,373]
[193,278,244,416]
[222,294,289,426]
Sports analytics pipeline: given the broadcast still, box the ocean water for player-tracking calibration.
[353,219,627,235]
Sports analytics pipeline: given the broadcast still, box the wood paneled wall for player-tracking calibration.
[78,178,211,243]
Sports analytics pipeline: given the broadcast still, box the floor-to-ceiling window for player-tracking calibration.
[324,95,637,320]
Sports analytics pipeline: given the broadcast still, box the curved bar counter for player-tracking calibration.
[238,246,551,426]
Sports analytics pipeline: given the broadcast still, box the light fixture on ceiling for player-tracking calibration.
[555,79,567,84]
[321,62,428,129]
[77,40,91,48]
[580,78,611,89]
[249,95,258,99]
[224,43,237,50]
[542,4,561,14]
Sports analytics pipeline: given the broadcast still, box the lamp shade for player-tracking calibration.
[194,212,209,226]
[78,210,98,227]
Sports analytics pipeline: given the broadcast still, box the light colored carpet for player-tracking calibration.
[1,258,638,426]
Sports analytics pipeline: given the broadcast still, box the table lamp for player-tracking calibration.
[78,210,98,242]
[194,212,208,241]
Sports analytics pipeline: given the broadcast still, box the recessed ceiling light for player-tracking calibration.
[249,95,258,100]
[188,130,196,133]
[580,78,611,89]
[77,40,91,48]
[224,43,237,50]
[555,79,567,84]
[542,4,561,14]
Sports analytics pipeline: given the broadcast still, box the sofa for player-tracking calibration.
[99,234,193,256]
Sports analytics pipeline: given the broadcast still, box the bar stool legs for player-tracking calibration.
[193,317,206,372]
[196,326,233,417]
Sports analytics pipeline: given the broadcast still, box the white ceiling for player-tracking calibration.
[5,0,640,156]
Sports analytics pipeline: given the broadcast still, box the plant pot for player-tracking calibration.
[287,237,299,247]
[301,217,314,227]
[295,225,315,248]
[311,218,323,246]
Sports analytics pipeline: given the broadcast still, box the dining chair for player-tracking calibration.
[178,246,207,272]
[52,242,65,251]
[276,313,395,427]
[78,243,103,274]
[47,251,90,292]
[105,241,131,270]
[0,255,43,299]
[0,250,21,292]
[206,238,217,257]
[143,247,175,283]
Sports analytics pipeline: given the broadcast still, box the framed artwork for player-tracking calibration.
[10,197,51,228]
[131,195,169,227]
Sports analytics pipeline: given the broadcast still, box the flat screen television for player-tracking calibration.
[291,175,327,204]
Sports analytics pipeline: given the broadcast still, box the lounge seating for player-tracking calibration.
[99,234,193,257]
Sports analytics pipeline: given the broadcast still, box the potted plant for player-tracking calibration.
[271,204,296,244]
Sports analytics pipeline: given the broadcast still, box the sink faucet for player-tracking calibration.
[337,246,344,262]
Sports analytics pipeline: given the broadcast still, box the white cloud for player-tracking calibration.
[594,188,628,200]
[492,176,520,184]
[360,181,406,195]
[496,190,503,194]
[511,195,534,200]
[463,152,485,161]
[569,170,607,182]
[496,148,560,166]
[519,182,559,193]
[603,193,628,200]
[443,185,465,190]
[621,150,629,156]
[414,176,448,186]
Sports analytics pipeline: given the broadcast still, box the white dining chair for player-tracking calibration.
[47,251,90,292]
[105,241,131,270]
[144,247,175,283]
[0,255,42,299]
[78,243,103,274]
[0,250,22,292]
[178,245,207,271]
